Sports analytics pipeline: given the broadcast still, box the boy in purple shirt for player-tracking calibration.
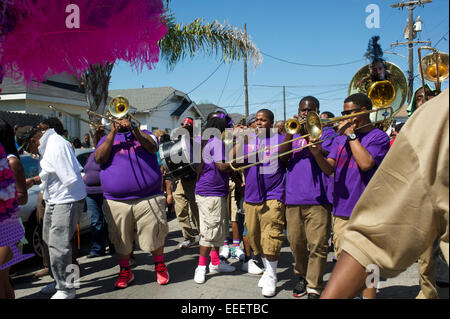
[194,116,236,284]
[280,96,335,299]
[309,93,389,299]
[95,118,169,289]
[233,109,286,297]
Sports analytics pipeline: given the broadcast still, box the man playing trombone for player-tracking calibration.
[279,96,335,299]
[309,93,390,299]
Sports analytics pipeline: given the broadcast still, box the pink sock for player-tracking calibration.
[198,255,209,266]
[153,254,164,264]
[210,250,220,266]
[119,259,130,268]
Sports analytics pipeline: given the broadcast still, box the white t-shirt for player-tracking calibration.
[38,129,86,204]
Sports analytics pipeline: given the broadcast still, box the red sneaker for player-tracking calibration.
[155,263,169,285]
[115,268,134,289]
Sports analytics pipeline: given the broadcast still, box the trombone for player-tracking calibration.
[229,107,393,171]
[48,95,140,130]
[418,46,449,98]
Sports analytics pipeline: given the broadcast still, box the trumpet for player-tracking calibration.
[229,107,393,171]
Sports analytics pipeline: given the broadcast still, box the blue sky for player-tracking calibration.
[109,0,449,120]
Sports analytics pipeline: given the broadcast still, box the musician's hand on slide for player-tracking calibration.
[308,138,322,156]
[337,119,356,136]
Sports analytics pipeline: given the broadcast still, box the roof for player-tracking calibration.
[109,87,177,112]
[229,113,245,125]
[197,103,226,118]
[0,77,86,101]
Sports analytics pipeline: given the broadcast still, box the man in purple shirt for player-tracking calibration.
[280,96,335,299]
[233,108,286,297]
[309,93,389,299]
[95,118,169,289]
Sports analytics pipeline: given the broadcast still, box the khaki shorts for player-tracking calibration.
[332,215,349,260]
[244,200,285,257]
[227,180,239,222]
[196,195,228,248]
[103,194,168,255]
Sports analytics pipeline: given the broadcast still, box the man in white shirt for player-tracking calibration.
[19,126,86,299]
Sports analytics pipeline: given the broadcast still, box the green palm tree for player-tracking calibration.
[81,14,261,130]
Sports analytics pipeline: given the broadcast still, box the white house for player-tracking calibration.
[108,87,206,133]
[0,74,91,139]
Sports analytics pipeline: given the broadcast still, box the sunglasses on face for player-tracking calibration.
[341,107,362,116]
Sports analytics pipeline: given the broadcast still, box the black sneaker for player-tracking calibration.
[293,277,307,298]
[308,293,320,299]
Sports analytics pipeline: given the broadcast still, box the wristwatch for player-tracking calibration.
[347,133,357,141]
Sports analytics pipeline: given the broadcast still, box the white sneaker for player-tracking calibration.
[258,271,268,288]
[262,274,277,297]
[219,246,230,259]
[194,266,207,284]
[232,247,245,261]
[248,259,264,275]
[40,282,57,295]
[209,261,236,274]
[50,289,76,299]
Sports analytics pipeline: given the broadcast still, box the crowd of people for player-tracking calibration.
[0,83,447,300]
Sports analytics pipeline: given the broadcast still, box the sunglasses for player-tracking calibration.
[341,107,362,116]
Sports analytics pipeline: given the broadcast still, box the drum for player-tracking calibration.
[159,136,197,180]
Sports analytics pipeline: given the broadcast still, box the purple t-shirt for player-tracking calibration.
[328,128,389,218]
[96,130,162,200]
[84,152,103,195]
[195,137,229,197]
[244,133,286,204]
[285,127,336,205]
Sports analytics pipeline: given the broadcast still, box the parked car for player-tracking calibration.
[19,148,94,258]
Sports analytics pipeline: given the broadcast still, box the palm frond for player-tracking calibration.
[159,16,262,69]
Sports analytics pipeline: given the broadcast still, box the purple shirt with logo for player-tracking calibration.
[244,133,286,204]
[285,127,336,205]
[328,128,389,218]
[96,130,162,200]
[195,137,229,197]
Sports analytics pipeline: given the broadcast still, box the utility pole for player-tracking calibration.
[391,0,432,103]
[243,24,249,118]
[283,86,286,121]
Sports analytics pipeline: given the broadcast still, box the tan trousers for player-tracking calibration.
[416,245,438,299]
[244,200,285,257]
[286,204,331,293]
[173,178,200,242]
[332,215,350,260]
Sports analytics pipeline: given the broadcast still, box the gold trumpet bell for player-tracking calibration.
[109,96,130,119]
[285,118,301,135]
[420,52,449,83]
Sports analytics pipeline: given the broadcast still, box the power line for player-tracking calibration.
[187,61,224,95]
[260,51,364,67]
[217,62,233,105]
[248,83,348,88]
[435,31,449,47]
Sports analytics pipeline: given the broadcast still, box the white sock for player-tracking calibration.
[261,257,268,271]
[266,260,278,278]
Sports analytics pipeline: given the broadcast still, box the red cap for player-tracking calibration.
[182,118,194,126]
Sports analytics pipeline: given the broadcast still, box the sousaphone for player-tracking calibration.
[348,62,407,130]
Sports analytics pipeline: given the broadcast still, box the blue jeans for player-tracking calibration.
[86,194,109,255]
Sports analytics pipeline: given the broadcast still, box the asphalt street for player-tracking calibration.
[10,215,449,300]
